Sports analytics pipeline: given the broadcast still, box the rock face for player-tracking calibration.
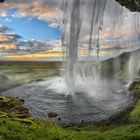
[0,0,5,3]
[100,48,140,80]
[115,0,140,12]
[101,51,131,79]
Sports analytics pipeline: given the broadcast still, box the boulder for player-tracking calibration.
[48,112,58,118]
[0,96,29,118]
[128,81,140,94]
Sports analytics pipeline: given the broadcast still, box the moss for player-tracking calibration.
[128,81,140,123]
[129,100,140,123]
[0,96,29,119]
[129,81,140,95]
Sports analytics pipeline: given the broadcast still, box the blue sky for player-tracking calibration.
[0,14,61,41]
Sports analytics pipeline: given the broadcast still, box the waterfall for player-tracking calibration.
[61,0,140,94]
[61,0,107,93]
[61,0,81,93]
[128,50,140,81]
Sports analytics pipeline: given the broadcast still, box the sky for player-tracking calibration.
[0,16,61,41]
[0,0,139,60]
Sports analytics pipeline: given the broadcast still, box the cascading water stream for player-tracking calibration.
[62,0,81,94]
[61,0,107,93]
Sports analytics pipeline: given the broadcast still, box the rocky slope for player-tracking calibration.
[116,0,140,12]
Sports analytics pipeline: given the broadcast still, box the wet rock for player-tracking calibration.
[101,51,131,79]
[48,112,58,118]
[19,99,25,103]
[115,0,140,12]
[35,79,44,82]
[58,117,61,121]
[128,81,140,94]
[65,95,72,100]
[0,0,5,3]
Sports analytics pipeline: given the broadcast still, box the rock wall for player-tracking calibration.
[115,0,140,12]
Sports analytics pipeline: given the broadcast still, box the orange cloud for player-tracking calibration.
[0,44,17,50]
[0,33,15,42]
[0,1,60,20]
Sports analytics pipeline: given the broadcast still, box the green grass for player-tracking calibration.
[0,118,140,140]
[129,100,140,123]
[0,96,140,140]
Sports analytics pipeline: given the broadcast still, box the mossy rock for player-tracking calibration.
[0,96,29,119]
[129,81,140,94]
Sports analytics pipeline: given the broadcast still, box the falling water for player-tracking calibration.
[61,0,81,93]
[128,50,140,81]
[61,0,129,93]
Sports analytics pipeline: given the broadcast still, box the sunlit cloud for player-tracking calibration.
[0,0,60,20]
[0,43,17,50]
[18,39,61,53]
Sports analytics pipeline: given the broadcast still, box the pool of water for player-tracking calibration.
[2,76,133,124]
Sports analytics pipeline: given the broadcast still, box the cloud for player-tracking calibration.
[0,24,61,54]
[0,34,18,43]
[0,0,60,20]
[18,40,51,53]
[0,0,61,28]
[18,39,61,53]
[0,25,10,33]
[0,25,21,50]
